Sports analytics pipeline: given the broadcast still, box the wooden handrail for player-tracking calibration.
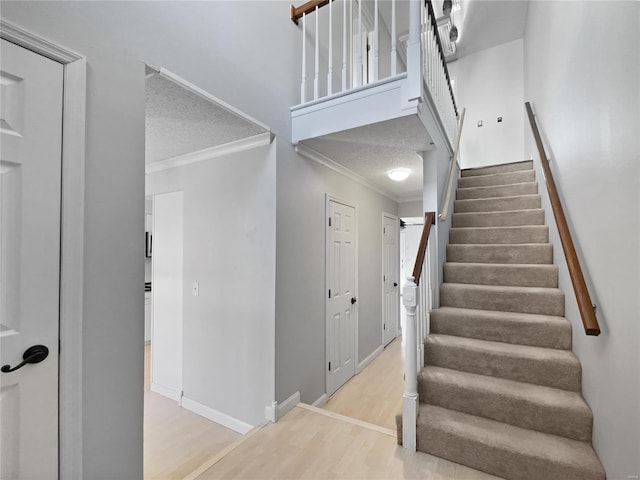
[439,108,466,222]
[425,0,458,117]
[291,0,333,25]
[412,212,436,286]
[525,102,600,336]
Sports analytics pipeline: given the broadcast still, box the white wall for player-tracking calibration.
[146,143,276,429]
[398,200,422,218]
[449,39,525,168]
[151,191,183,400]
[275,141,397,405]
[0,1,399,474]
[524,2,640,478]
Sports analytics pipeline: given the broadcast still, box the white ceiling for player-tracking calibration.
[145,74,267,164]
[455,0,529,58]
[303,116,434,200]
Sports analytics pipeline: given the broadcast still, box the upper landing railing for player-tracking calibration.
[292,0,458,144]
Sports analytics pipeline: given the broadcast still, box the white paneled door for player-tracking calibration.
[326,199,357,396]
[383,214,399,346]
[0,39,64,479]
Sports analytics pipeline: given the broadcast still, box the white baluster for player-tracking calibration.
[373,0,379,82]
[402,276,418,451]
[314,5,320,100]
[357,0,363,87]
[328,0,333,95]
[342,0,347,91]
[391,0,397,75]
[301,12,307,103]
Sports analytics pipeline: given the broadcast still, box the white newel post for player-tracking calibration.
[402,276,418,451]
[405,0,422,102]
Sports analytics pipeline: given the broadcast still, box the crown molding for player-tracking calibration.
[146,132,271,174]
[295,143,400,203]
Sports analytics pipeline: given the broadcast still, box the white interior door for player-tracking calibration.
[326,199,356,396]
[382,214,399,346]
[151,191,184,401]
[0,38,63,479]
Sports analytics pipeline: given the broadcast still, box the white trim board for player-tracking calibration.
[298,144,399,203]
[312,394,328,408]
[1,19,87,480]
[146,132,271,174]
[150,383,181,403]
[181,397,254,435]
[265,391,300,423]
[357,345,383,374]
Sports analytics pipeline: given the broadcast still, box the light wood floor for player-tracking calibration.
[194,405,501,480]
[323,337,403,430]
[144,345,241,480]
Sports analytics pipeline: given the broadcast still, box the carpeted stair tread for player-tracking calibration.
[447,244,553,264]
[461,160,534,178]
[443,263,558,288]
[416,404,606,480]
[418,366,593,441]
[456,182,538,200]
[458,170,535,189]
[424,334,581,391]
[440,283,564,316]
[450,225,548,244]
[452,209,544,227]
[454,194,541,213]
[430,307,571,349]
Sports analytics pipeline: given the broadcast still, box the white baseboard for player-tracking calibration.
[150,382,181,402]
[181,396,254,434]
[265,391,301,422]
[312,393,328,408]
[357,345,384,374]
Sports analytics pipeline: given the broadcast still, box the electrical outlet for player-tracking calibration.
[192,281,199,296]
[477,120,483,127]
[497,116,503,123]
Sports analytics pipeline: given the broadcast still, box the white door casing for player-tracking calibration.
[151,191,184,402]
[0,38,63,479]
[382,214,399,346]
[326,198,357,396]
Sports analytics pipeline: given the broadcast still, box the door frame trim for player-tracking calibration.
[324,194,359,397]
[1,20,87,479]
[381,212,400,346]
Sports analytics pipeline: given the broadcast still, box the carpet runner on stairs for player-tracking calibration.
[398,160,606,480]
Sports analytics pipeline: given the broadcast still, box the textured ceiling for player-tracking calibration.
[303,116,433,199]
[145,74,267,164]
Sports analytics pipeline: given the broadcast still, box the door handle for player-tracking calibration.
[394,282,398,287]
[1,345,49,373]
[351,297,357,305]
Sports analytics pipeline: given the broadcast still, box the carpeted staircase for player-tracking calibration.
[399,160,606,480]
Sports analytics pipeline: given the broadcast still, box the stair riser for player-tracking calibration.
[444,263,558,288]
[455,195,541,213]
[458,170,535,188]
[461,160,534,178]
[456,182,538,200]
[452,209,544,228]
[430,311,571,349]
[440,284,565,316]
[419,374,593,441]
[416,420,600,480]
[447,244,553,264]
[450,226,548,244]
[424,339,582,391]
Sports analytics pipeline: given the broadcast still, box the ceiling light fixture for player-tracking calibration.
[387,168,411,181]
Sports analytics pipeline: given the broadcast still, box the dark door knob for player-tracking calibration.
[394,282,398,287]
[351,297,357,305]
[1,345,49,373]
